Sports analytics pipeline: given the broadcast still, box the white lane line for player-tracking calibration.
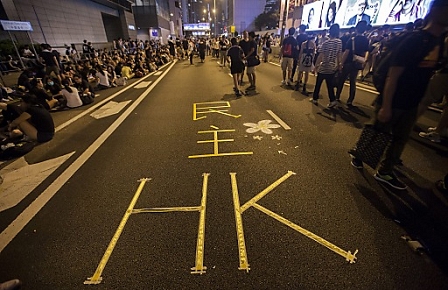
[55,62,172,133]
[154,71,162,76]
[269,61,281,67]
[0,61,177,254]
[266,110,291,130]
[134,81,152,89]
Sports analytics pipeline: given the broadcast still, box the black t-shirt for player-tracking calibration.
[343,35,369,64]
[39,50,57,66]
[219,40,228,51]
[239,39,250,56]
[340,33,354,51]
[26,105,55,134]
[246,40,257,58]
[385,30,441,109]
[282,36,297,58]
[227,46,244,63]
[296,33,308,52]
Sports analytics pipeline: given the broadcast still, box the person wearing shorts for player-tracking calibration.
[227,38,245,97]
[281,27,298,86]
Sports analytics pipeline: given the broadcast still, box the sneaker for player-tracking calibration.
[327,101,338,108]
[286,81,291,86]
[310,98,318,105]
[419,131,441,143]
[281,80,286,85]
[346,102,354,108]
[350,156,363,169]
[247,85,256,91]
[428,127,448,137]
[374,171,408,190]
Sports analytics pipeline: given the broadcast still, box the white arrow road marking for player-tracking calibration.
[0,152,75,212]
[134,81,152,89]
[90,101,132,119]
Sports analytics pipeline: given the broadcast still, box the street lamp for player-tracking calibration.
[213,0,217,36]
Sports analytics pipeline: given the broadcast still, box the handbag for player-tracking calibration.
[247,55,261,67]
[348,124,392,170]
[352,37,365,70]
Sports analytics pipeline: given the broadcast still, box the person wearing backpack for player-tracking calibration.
[296,37,316,95]
[350,0,448,190]
[280,27,298,86]
[335,21,369,107]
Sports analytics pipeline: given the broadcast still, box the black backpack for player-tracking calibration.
[302,41,314,67]
[373,31,433,94]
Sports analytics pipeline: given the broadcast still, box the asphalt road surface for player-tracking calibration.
[1,56,448,290]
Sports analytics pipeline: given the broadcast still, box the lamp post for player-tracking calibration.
[213,0,217,36]
[280,0,289,45]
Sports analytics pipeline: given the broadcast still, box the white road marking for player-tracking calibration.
[0,153,74,212]
[228,73,233,78]
[0,61,177,254]
[266,110,291,130]
[90,101,132,119]
[55,62,172,133]
[133,81,152,89]
[154,71,162,76]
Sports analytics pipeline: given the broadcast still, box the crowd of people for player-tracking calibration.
[276,0,447,193]
[0,39,174,146]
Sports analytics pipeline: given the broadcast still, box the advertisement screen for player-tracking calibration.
[305,0,434,30]
[301,1,324,30]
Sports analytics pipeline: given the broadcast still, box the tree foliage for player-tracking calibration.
[254,12,279,31]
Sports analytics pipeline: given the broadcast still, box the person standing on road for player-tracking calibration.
[188,38,196,65]
[312,24,342,107]
[335,21,369,107]
[280,27,298,86]
[350,0,448,190]
[239,31,250,85]
[219,35,229,67]
[294,24,310,85]
[296,37,316,95]
[246,31,258,91]
[227,38,246,97]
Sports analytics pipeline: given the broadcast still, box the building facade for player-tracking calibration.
[0,0,137,47]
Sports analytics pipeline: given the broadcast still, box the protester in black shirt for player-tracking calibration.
[7,93,55,143]
[351,0,448,190]
[293,25,308,83]
[336,21,369,107]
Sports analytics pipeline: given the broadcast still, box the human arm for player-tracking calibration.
[377,66,404,123]
[9,111,31,130]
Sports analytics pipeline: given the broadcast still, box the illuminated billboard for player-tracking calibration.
[301,1,324,30]
[307,0,434,30]
[183,23,211,31]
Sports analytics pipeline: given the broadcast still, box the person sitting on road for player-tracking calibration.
[60,79,83,109]
[121,63,135,79]
[106,66,117,87]
[29,78,60,110]
[72,74,95,99]
[95,65,111,89]
[6,93,55,143]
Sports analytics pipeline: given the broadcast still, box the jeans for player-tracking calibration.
[371,104,418,174]
[336,63,358,103]
[313,72,336,102]
[219,50,227,66]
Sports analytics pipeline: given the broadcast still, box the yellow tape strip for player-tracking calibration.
[132,207,201,213]
[207,109,241,118]
[230,173,250,272]
[84,178,151,285]
[240,171,296,213]
[252,203,358,264]
[188,152,253,159]
[191,173,210,274]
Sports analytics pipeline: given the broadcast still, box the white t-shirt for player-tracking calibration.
[96,70,110,87]
[62,86,83,108]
